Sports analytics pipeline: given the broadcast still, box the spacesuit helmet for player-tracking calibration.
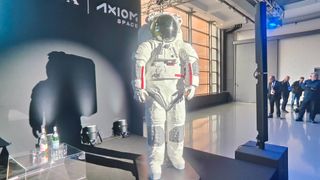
[151,14,178,42]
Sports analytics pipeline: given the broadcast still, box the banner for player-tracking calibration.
[0,0,141,152]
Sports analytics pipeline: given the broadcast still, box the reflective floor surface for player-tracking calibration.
[184,102,320,180]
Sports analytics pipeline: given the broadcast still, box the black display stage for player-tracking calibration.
[235,141,288,180]
[184,147,276,180]
[134,146,277,180]
[72,135,278,180]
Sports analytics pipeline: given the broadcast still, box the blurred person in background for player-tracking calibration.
[280,76,291,113]
[291,77,304,109]
[296,73,320,123]
[268,75,282,118]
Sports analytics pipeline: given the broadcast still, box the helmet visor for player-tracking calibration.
[152,14,178,42]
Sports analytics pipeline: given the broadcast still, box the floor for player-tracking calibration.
[86,135,146,180]
[184,102,320,180]
[33,102,319,180]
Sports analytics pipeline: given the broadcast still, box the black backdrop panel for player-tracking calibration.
[0,0,143,150]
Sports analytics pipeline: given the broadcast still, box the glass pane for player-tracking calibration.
[195,85,209,95]
[211,73,217,84]
[192,44,209,59]
[211,25,217,36]
[192,16,208,34]
[165,7,188,26]
[211,37,217,48]
[211,84,218,93]
[7,143,86,179]
[211,61,217,72]
[192,30,209,46]
[200,71,209,85]
[199,59,209,71]
[212,49,217,60]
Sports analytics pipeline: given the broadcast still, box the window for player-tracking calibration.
[211,24,219,94]
[140,4,220,96]
[191,16,210,95]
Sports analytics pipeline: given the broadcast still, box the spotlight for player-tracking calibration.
[81,125,102,146]
[265,0,284,29]
[112,119,128,138]
[267,16,282,29]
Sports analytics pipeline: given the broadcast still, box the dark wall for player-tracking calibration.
[0,0,143,152]
[225,32,236,100]
[186,92,231,112]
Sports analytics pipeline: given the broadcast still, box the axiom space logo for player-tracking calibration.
[66,0,79,5]
[96,2,139,29]
[65,0,139,29]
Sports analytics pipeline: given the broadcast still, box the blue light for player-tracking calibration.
[267,16,282,29]
[268,22,277,28]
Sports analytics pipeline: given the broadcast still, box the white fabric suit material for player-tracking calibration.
[133,13,199,180]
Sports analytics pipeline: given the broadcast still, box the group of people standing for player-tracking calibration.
[267,72,320,123]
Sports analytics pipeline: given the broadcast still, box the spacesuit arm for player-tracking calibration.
[134,41,152,89]
[133,41,152,102]
[180,43,199,100]
[181,43,200,87]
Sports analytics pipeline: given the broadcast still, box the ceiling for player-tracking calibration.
[176,0,320,29]
[176,0,255,28]
[276,0,305,6]
[245,0,306,7]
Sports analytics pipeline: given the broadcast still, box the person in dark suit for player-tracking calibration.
[296,73,320,123]
[280,76,291,113]
[291,77,304,108]
[268,75,282,118]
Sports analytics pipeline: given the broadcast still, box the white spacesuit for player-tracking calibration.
[133,13,199,179]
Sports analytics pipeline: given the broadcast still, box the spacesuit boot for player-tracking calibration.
[169,155,185,170]
[149,165,162,180]
[166,98,186,170]
[148,161,161,180]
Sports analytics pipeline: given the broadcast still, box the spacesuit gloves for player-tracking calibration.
[185,86,196,100]
[134,89,149,103]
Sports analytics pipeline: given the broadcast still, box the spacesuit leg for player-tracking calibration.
[145,98,166,179]
[166,97,186,170]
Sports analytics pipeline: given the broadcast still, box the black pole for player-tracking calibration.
[255,1,268,150]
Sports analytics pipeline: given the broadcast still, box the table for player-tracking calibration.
[6,143,86,180]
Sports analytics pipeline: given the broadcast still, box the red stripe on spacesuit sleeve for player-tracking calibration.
[141,66,145,89]
[188,63,193,85]
[175,74,185,78]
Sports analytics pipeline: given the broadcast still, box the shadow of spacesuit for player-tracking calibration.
[29,51,97,147]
